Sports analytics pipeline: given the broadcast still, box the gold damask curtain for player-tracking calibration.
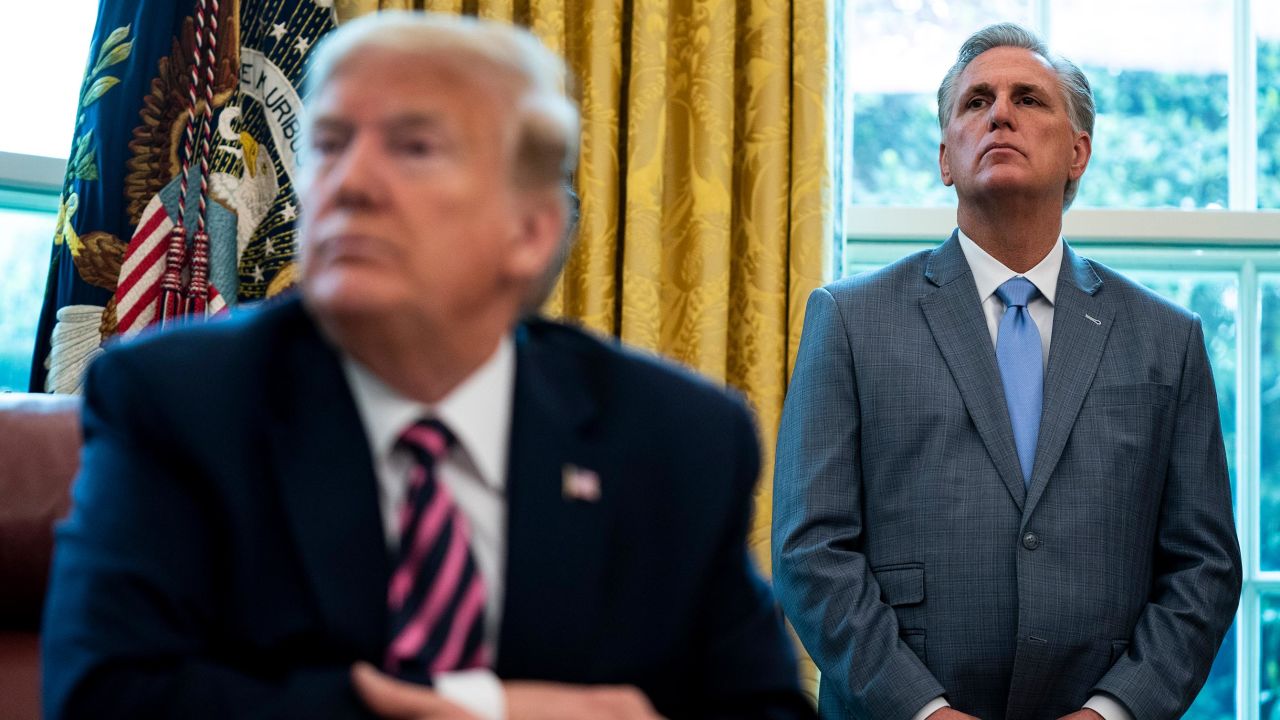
[337,2,833,691]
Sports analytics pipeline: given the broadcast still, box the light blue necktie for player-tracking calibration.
[995,277,1043,488]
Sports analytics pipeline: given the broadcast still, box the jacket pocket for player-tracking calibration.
[901,630,927,666]
[872,562,925,606]
[874,564,928,666]
[1087,382,1172,408]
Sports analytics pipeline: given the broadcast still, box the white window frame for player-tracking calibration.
[0,151,65,193]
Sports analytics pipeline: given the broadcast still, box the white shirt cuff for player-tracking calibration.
[434,669,505,720]
[912,696,949,720]
[1084,693,1133,720]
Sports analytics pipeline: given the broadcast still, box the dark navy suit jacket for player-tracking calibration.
[43,297,812,720]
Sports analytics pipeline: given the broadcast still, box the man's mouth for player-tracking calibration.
[984,143,1022,157]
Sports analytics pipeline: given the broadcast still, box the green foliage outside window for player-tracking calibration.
[1260,41,1280,209]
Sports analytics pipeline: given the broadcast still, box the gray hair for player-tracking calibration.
[936,23,1095,209]
[305,11,581,308]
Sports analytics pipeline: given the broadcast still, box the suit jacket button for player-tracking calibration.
[1022,532,1041,550]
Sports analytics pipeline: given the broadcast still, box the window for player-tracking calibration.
[1052,0,1231,209]
[0,3,98,158]
[0,189,58,391]
[0,1,99,391]
[847,0,1031,207]
[1260,0,1280,209]
[847,0,1275,211]
[842,1,1280,717]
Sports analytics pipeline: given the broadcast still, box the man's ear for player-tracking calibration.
[939,142,953,186]
[1068,131,1092,181]
[504,186,567,285]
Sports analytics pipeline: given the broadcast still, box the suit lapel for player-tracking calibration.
[1022,245,1113,521]
[266,300,390,660]
[496,323,611,679]
[919,232,1028,510]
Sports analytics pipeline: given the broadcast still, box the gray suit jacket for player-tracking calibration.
[771,232,1241,720]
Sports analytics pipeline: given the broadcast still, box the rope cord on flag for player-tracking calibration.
[187,0,220,316]
[161,0,217,326]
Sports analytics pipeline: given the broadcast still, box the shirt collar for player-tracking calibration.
[342,336,515,491]
[957,228,1062,306]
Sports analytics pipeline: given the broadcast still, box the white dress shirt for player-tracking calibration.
[909,232,1133,720]
[343,337,515,720]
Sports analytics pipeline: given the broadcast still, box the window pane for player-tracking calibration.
[1262,275,1280,570]
[1185,620,1237,720]
[0,2,99,159]
[1121,271,1238,492]
[847,0,1031,207]
[0,206,56,391]
[847,0,1237,210]
[1260,0,1280,209]
[1052,0,1230,209]
[1264,595,1280,717]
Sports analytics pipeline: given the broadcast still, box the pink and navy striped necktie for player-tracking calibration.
[384,419,489,680]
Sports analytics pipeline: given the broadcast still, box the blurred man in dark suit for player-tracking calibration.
[43,12,813,720]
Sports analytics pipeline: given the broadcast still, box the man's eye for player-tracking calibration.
[967,97,987,109]
[394,138,435,156]
[1019,96,1041,106]
[309,135,345,155]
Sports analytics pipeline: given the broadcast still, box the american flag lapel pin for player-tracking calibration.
[561,464,601,502]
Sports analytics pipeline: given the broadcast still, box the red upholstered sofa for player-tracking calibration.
[0,393,80,720]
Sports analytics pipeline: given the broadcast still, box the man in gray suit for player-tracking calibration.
[772,23,1241,720]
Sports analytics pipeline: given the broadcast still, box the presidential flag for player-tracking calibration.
[30,0,337,393]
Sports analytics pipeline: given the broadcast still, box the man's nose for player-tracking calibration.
[330,135,386,209]
[988,95,1016,130]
